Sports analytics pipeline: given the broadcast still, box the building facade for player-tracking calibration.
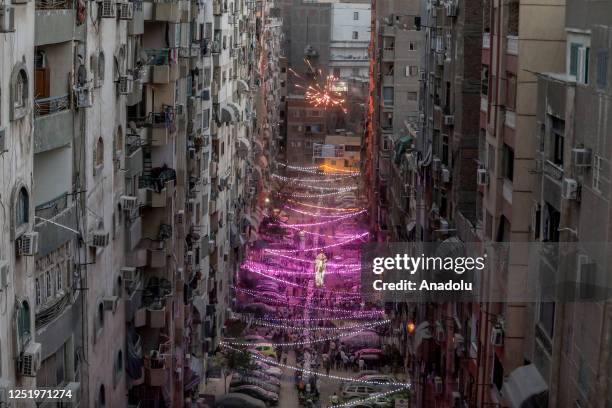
[329,2,371,81]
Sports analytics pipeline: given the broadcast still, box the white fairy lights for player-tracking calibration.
[280,209,367,228]
[246,318,390,332]
[221,343,411,388]
[264,232,368,253]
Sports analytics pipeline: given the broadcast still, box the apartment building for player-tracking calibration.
[531,2,612,406]
[365,0,422,240]
[475,0,566,407]
[0,0,278,405]
[312,132,361,171]
[329,2,371,81]
[0,0,37,395]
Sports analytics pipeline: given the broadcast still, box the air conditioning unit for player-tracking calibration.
[434,376,443,394]
[188,147,196,159]
[19,342,42,377]
[100,0,116,18]
[444,115,454,126]
[562,178,579,200]
[118,75,134,95]
[118,1,133,19]
[0,260,9,290]
[419,70,426,81]
[17,232,39,256]
[441,167,451,183]
[477,168,489,186]
[90,231,110,248]
[572,148,592,168]
[432,157,441,172]
[103,296,119,313]
[0,5,15,33]
[121,195,138,211]
[121,266,138,283]
[175,210,185,225]
[75,86,93,108]
[490,326,503,346]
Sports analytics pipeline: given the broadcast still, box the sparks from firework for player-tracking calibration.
[288,60,348,113]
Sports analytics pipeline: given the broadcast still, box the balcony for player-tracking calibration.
[152,0,180,22]
[125,134,144,179]
[140,173,175,207]
[124,274,143,322]
[383,74,394,86]
[144,351,170,387]
[149,111,176,146]
[147,244,167,268]
[128,0,144,35]
[34,95,73,154]
[383,48,395,61]
[35,0,76,46]
[146,49,179,84]
[506,35,518,56]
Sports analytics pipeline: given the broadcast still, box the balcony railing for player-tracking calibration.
[35,0,72,9]
[145,48,172,66]
[35,94,70,117]
[35,192,69,222]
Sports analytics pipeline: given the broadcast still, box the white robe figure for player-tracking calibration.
[314,252,327,287]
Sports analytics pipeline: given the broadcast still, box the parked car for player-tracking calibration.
[243,370,281,386]
[249,343,277,359]
[215,393,266,408]
[341,383,378,400]
[230,375,281,394]
[229,385,279,405]
[253,361,282,377]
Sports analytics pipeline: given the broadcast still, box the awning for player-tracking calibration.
[502,364,548,408]
[236,136,250,158]
[237,79,250,93]
[406,220,416,234]
[394,135,413,165]
[220,105,236,123]
[227,102,241,121]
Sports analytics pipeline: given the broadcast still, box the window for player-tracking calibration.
[506,72,516,110]
[116,126,123,153]
[14,70,27,109]
[352,31,359,40]
[98,52,105,84]
[481,65,489,95]
[406,66,419,76]
[382,87,394,105]
[18,301,31,346]
[407,91,417,101]
[57,267,63,292]
[95,137,104,168]
[46,271,52,298]
[597,50,608,88]
[98,385,106,407]
[593,155,603,193]
[116,350,123,372]
[503,144,514,181]
[11,64,29,120]
[97,302,104,332]
[35,279,41,306]
[353,11,359,20]
[409,42,417,51]
[569,43,581,76]
[16,187,29,227]
[550,116,565,166]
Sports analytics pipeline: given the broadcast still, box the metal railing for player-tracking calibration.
[35,0,72,10]
[34,94,70,117]
[145,48,172,66]
[35,192,69,222]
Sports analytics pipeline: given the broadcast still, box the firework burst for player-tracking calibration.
[289,60,348,113]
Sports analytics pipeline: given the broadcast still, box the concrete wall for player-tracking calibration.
[33,146,72,206]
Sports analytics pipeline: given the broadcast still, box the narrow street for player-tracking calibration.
[215,164,412,407]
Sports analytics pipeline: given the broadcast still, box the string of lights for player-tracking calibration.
[271,173,357,183]
[275,162,360,175]
[284,226,361,240]
[286,199,361,212]
[234,284,362,301]
[284,205,363,218]
[242,262,361,277]
[279,209,366,228]
[259,251,361,268]
[335,387,411,407]
[276,187,358,198]
[221,343,411,388]
[264,232,368,253]
[245,318,390,332]
[223,321,390,347]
